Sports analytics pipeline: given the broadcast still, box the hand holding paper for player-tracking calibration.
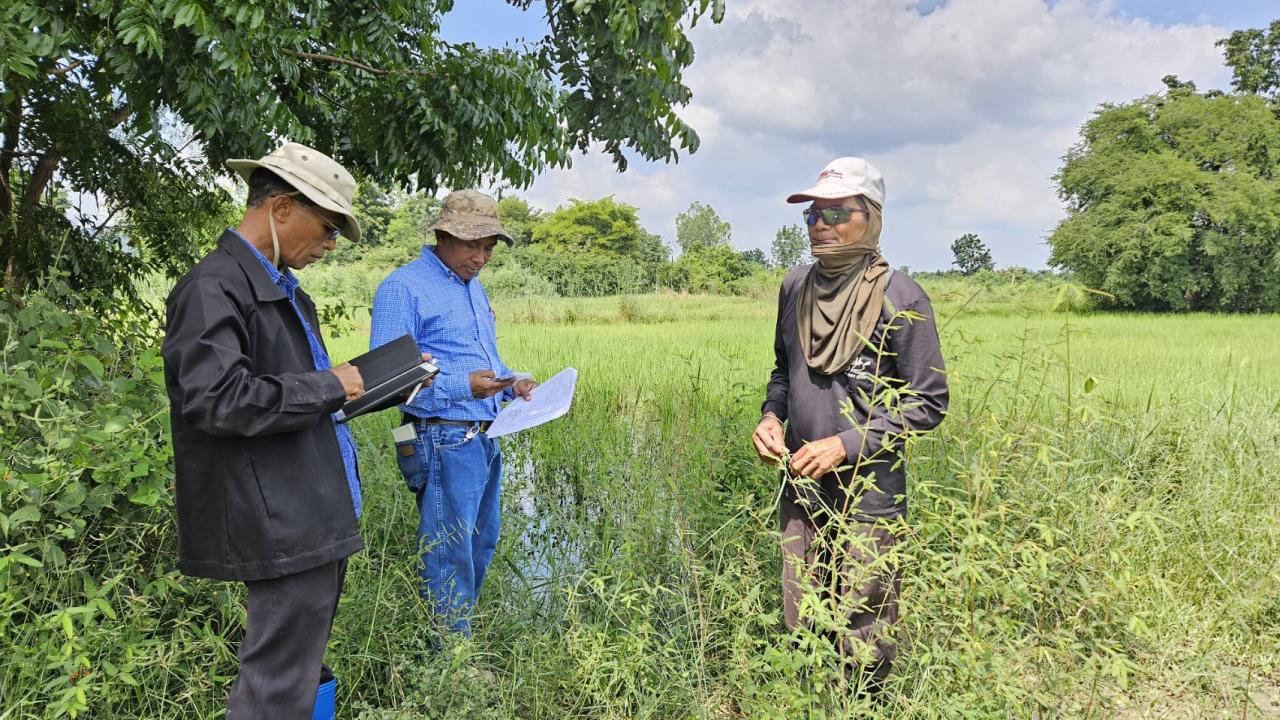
[486,367,577,438]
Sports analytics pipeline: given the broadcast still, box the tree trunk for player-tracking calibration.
[2,91,22,294]
[6,102,130,295]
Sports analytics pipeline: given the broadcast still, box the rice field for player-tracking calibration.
[305,285,1280,719]
[14,278,1273,718]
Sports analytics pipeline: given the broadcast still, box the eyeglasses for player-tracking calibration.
[802,205,866,227]
[280,193,342,241]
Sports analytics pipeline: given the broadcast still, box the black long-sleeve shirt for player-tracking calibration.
[762,265,949,519]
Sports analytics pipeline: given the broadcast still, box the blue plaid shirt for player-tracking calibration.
[233,231,362,518]
[370,245,514,421]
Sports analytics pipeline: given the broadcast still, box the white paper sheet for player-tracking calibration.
[486,367,578,438]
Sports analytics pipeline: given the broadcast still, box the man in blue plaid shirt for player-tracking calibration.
[370,189,536,634]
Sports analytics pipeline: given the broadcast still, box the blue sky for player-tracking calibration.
[438,1,1278,270]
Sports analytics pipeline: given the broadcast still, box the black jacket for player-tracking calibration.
[161,232,363,581]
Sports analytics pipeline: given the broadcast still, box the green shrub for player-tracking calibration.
[0,281,237,719]
[515,246,655,296]
[726,269,785,299]
[481,262,559,299]
[665,245,757,293]
[0,280,172,583]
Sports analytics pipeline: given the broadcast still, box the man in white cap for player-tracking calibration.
[752,157,949,691]
[370,189,536,635]
[162,142,410,718]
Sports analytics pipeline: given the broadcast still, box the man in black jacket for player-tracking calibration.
[162,143,376,718]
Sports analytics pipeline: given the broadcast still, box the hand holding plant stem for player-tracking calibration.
[788,435,847,479]
[753,413,787,466]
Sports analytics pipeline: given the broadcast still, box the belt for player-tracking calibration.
[402,414,492,433]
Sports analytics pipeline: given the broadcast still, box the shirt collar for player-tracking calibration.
[232,228,300,293]
[420,244,467,285]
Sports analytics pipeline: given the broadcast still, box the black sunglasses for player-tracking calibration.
[802,205,866,227]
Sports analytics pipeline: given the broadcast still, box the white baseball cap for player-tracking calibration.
[786,156,885,207]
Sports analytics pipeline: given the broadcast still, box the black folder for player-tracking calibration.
[334,334,439,423]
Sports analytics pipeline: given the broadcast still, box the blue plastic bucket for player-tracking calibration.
[311,677,337,720]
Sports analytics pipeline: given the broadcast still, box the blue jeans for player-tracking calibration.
[395,422,502,634]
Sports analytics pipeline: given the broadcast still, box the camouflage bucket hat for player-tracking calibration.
[428,189,513,246]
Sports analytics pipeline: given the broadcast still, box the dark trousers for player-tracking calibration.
[227,558,348,719]
[779,481,902,681]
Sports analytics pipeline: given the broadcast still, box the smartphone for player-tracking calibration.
[494,371,533,383]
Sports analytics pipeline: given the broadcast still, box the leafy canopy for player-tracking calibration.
[668,243,755,292]
[674,200,730,253]
[951,233,995,276]
[530,196,657,259]
[1217,19,1280,99]
[770,223,809,269]
[497,196,545,247]
[1049,82,1280,311]
[0,0,724,295]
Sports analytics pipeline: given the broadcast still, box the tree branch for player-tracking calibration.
[281,49,435,79]
[18,151,62,221]
[0,93,19,219]
[48,59,86,77]
[16,103,131,222]
[283,49,388,75]
[89,202,123,241]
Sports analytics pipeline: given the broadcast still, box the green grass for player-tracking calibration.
[308,289,1280,719]
[6,280,1277,719]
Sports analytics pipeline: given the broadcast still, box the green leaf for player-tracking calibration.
[54,482,88,513]
[77,355,105,380]
[128,483,163,507]
[10,550,43,568]
[8,505,41,528]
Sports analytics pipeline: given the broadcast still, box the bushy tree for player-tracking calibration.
[669,243,754,292]
[352,183,399,247]
[951,233,995,275]
[739,248,767,267]
[524,196,669,294]
[383,194,441,254]
[1049,78,1280,311]
[675,201,730,253]
[0,0,724,296]
[637,230,673,268]
[770,223,809,268]
[531,197,649,257]
[497,196,545,247]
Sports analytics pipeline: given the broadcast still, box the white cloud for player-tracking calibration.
[692,0,1227,146]
[520,0,1238,269]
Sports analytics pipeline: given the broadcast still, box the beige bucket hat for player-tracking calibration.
[226,142,363,241]
[428,190,513,246]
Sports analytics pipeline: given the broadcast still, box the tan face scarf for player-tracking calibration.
[796,200,891,375]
